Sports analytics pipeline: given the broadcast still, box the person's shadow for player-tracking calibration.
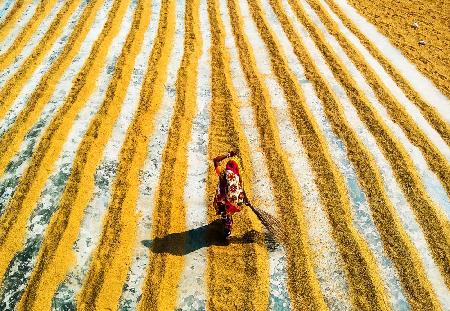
[141,219,280,256]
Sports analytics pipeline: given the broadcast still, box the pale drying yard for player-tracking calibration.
[0,0,449,310]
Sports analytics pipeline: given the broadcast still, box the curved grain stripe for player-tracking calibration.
[0,0,24,36]
[222,3,292,307]
[278,0,445,307]
[301,0,450,200]
[318,0,450,148]
[237,0,352,308]
[216,0,327,308]
[326,0,450,124]
[0,0,80,122]
[0,0,39,52]
[51,1,162,308]
[0,7,132,303]
[76,0,176,308]
[0,0,129,285]
[0,0,112,217]
[16,1,146,309]
[287,0,450,290]
[175,0,210,307]
[0,0,61,69]
[138,0,203,308]
[207,0,271,309]
[242,0,392,308]
[0,0,86,138]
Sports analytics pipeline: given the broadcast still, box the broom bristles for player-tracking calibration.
[248,203,286,244]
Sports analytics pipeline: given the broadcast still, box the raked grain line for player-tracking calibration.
[0,0,39,52]
[0,0,80,121]
[220,0,292,308]
[175,0,210,308]
[237,0,352,309]
[0,0,16,21]
[0,0,87,137]
[76,0,175,309]
[51,1,162,309]
[0,0,61,70]
[307,0,450,154]
[277,0,448,306]
[242,0,393,308]
[116,1,182,309]
[0,0,101,178]
[299,0,450,223]
[300,0,450,200]
[0,0,23,33]
[0,0,128,287]
[138,0,203,308]
[276,2,410,309]
[288,0,450,289]
[208,0,271,309]
[0,5,134,302]
[0,0,68,88]
[0,0,112,217]
[222,0,328,308]
[322,0,450,130]
[17,0,145,309]
[316,0,450,149]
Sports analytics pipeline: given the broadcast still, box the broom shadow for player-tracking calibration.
[141,219,280,256]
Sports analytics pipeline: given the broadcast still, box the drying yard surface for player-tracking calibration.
[0,0,449,309]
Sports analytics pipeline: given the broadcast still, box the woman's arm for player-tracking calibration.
[213,151,236,170]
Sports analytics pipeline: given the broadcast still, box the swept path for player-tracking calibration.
[207,0,270,309]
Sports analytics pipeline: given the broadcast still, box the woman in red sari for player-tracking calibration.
[213,151,249,238]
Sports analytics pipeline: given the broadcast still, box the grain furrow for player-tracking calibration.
[76,0,176,309]
[302,0,450,198]
[0,0,24,36]
[16,0,149,309]
[137,0,203,308]
[286,0,450,291]
[0,0,60,69]
[269,0,443,308]
[0,0,129,284]
[322,0,450,144]
[240,0,394,308]
[0,0,80,122]
[207,0,270,309]
[220,0,334,308]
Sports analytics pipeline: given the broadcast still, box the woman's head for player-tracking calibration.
[226,159,240,175]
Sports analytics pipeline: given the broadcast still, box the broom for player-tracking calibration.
[247,201,287,245]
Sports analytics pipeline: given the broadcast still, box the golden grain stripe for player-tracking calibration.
[217,0,332,309]
[303,0,450,198]
[243,0,396,309]
[0,0,128,284]
[207,0,270,309]
[271,0,442,308]
[0,0,58,69]
[137,0,203,308]
[0,0,25,37]
[0,0,79,123]
[287,0,450,291]
[76,1,175,309]
[321,0,450,147]
[16,1,149,309]
[0,0,101,176]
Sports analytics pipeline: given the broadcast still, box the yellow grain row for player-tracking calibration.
[0,0,128,291]
[76,0,176,309]
[16,0,151,309]
[206,0,270,309]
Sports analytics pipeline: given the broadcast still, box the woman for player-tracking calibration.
[213,151,249,238]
